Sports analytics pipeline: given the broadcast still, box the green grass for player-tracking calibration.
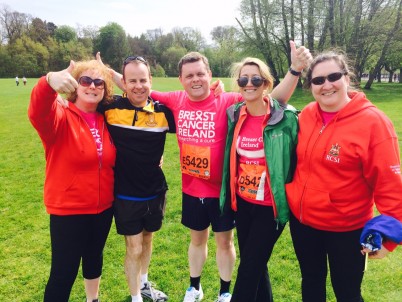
[0,78,401,301]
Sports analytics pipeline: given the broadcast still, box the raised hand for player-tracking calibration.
[47,61,78,94]
[290,40,312,72]
[96,52,105,67]
[96,51,124,90]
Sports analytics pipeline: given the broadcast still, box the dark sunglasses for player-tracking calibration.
[237,76,266,88]
[78,76,105,88]
[124,56,147,65]
[311,72,347,85]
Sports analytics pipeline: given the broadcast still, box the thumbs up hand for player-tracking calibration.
[47,60,78,94]
[289,40,312,72]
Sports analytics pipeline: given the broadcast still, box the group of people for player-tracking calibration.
[15,76,27,86]
[28,40,402,302]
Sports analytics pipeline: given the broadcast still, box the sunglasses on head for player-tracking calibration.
[124,56,147,65]
[78,76,105,88]
[311,71,347,85]
[237,76,266,88]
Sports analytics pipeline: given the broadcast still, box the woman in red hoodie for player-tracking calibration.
[286,51,402,301]
[28,60,116,302]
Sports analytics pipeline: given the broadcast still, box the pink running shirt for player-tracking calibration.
[236,114,272,206]
[151,90,242,197]
[80,111,103,158]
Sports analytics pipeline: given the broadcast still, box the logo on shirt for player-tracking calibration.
[145,113,157,127]
[390,165,401,174]
[177,110,216,144]
[326,143,341,163]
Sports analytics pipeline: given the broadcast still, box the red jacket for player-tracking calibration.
[28,77,116,215]
[286,92,402,250]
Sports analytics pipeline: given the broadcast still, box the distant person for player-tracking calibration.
[219,57,298,302]
[23,76,27,86]
[28,60,116,302]
[15,76,19,86]
[286,50,402,302]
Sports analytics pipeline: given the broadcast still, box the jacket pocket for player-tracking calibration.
[300,186,348,230]
[61,171,99,209]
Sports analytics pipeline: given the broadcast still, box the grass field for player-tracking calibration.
[0,77,401,301]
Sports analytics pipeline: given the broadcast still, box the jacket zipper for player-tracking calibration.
[98,121,104,211]
[299,123,326,222]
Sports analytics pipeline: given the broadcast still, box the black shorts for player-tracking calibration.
[181,192,235,232]
[114,192,167,235]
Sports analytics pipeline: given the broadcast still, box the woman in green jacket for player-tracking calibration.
[220,57,298,302]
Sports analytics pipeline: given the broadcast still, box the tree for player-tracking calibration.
[151,64,166,77]
[172,27,205,51]
[209,26,242,77]
[76,25,99,50]
[7,35,49,76]
[46,22,57,37]
[0,5,30,44]
[27,18,50,43]
[160,46,187,76]
[54,25,77,43]
[235,0,402,88]
[236,0,286,85]
[0,44,13,76]
[365,0,402,88]
[94,22,130,71]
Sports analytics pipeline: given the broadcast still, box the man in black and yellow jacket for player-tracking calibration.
[99,56,175,302]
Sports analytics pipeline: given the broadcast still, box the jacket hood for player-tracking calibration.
[307,91,375,121]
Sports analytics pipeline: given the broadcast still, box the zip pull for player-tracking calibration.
[319,124,326,134]
[132,110,139,126]
[199,197,205,204]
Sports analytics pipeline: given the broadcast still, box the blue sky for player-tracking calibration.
[1,0,242,43]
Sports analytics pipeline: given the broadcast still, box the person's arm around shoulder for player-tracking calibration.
[270,41,312,104]
[96,52,125,91]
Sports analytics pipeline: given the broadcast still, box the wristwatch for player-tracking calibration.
[289,67,302,76]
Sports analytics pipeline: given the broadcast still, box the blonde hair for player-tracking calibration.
[231,57,274,95]
[65,60,114,104]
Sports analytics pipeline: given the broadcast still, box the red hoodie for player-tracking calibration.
[28,77,116,215]
[286,92,402,249]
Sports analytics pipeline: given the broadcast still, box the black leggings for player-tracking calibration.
[289,213,365,302]
[231,196,285,302]
[44,208,113,302]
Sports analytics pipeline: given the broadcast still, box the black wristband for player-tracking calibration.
[289,67,302,76]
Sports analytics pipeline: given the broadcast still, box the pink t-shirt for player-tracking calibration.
[151,90,242,197]
[80,111,102,158]
[319,107,338,125]
[236,114,272,206]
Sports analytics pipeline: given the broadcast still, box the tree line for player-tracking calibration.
[1,0,401,89]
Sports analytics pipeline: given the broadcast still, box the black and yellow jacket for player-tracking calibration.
[99,95,175,198]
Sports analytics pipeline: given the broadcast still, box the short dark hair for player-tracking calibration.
[178,52,210,76]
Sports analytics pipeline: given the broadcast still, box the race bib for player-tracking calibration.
[181,143,211,179]
[237,163,266,200]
